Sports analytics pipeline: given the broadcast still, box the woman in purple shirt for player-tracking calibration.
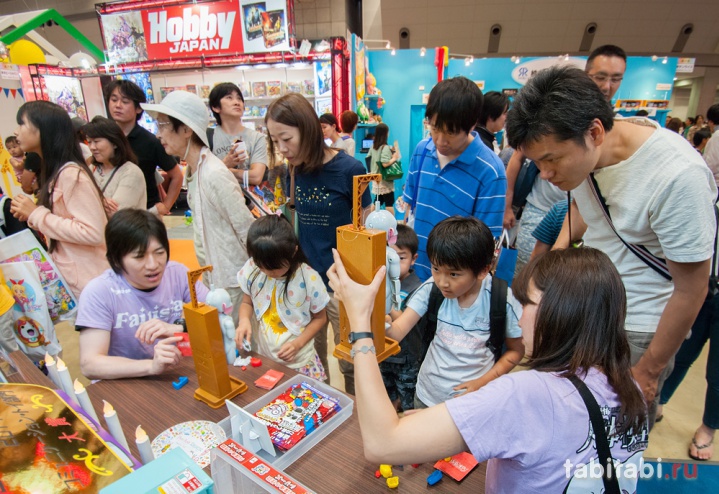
[328,247,648,493]
[76,209,208,380]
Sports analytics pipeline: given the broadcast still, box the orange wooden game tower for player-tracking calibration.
[333,174,401,364]
[184,266,247,408]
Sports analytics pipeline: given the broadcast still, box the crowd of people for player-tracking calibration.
[2,42,718,491]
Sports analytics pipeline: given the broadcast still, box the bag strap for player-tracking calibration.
[288,165,296,208]
[586,173,672,281]
[99,165,121,194]
[206,127,215,151]
[488,276,507,363]
[418,282,445,363]
[567,375,621,494]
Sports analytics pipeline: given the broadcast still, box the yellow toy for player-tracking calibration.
[333,174,400,365]
[184,266,247,408]
[387,476,399,489]
[379,464,393,478]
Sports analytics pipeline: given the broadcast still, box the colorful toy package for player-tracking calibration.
[254,382,341,452]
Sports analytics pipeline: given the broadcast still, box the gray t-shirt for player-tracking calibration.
[211,126,268,168]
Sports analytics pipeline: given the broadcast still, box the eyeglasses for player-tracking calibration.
[588,73,623,85]
[156,121,173,132]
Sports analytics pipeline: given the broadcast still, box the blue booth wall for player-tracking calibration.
[364,52,678,213]
[361,49,437,204]
[448,56,678,107]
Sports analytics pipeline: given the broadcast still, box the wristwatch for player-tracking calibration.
[348,332,373,344]
[174,318,187,332]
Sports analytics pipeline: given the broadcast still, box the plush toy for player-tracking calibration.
[357,102,370,122]
[365,202,401,314]
[205,285,236,364]
[365,72,376,95]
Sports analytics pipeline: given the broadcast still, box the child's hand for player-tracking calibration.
[277,340,299,362]
[452,379,484,398]
[327,249,386,323]
[234,320,252,351]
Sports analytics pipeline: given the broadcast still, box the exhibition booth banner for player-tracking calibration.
[98,0,293,64]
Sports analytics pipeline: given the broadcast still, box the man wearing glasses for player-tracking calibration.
[585,44,626,103]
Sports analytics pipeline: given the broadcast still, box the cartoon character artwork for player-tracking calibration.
[9,278,32,311]
[205,285,237,364]
[15,316,46,347]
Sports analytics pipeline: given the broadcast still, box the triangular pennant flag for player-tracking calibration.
[17,89,23,99]
[2,88,8,97]
[10,89,16,98]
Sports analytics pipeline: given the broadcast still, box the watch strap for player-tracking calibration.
[348,331,374,344]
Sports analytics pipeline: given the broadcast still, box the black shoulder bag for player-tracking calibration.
[567,375,621,494]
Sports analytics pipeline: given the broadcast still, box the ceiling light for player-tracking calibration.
[652,55,658,62]
[662,56,668,64]
[386,41,391,49]
[420,47,426,57]
[391,48,396,55]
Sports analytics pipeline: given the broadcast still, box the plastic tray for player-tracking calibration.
[216,374,353,471]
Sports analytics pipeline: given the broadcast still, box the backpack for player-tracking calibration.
[411,276,508,366]
[512,158,539,209]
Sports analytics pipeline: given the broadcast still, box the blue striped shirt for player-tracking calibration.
[403,133,507,281]
[532,200,569,247]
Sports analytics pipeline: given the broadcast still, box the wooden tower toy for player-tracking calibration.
[333,174,401,364]
[184,266,247,408]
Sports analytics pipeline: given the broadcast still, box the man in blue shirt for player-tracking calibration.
[403,76,507,281]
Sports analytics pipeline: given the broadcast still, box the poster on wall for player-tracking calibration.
[101,11,148,64]
[43,76,87,120]
[315,60,332,98]
[315,97,332,117]
[240,0,292,53]
[354,36,366,102]
[511,57,585,86]
[0,87,25,198]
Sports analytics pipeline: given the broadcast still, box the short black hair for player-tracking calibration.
[694,128,711,147]
[506,65,615,150]
[425,76,483,135]
[635,109,649,117]
[105,209,170,274]
[478,91,509,127]
[586,44,627,70]
[104,80,147,122]
[4,135,18,146]
[706,104,719,126]
[209,83,244,126]
[427,216,494,275]
[395,224,418,256]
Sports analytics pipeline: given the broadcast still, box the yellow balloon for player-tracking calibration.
[8,39,46,65]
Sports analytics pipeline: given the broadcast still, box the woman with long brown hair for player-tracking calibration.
[328,247,648,493]
[266,93,371,393]
[11,101,108,298]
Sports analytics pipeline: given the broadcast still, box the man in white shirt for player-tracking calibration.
[208,83,268,186]
[702,104,719,188]
[506,65,717,429]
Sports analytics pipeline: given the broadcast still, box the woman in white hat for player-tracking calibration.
[141,91,253,326]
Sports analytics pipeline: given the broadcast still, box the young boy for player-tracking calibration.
[5,136,24,182]
[387,216,525,409]
[380,224,422,411]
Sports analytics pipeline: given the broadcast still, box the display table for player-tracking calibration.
[83,355,487,492]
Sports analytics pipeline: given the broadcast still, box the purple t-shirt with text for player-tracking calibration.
[75,261,208,360]
[445,368,648,494]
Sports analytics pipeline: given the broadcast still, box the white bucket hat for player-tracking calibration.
[141,90,210,147]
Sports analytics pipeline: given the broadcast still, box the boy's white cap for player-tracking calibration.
[140,90,210,148]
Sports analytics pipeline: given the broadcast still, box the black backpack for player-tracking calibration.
[412,276,508,366]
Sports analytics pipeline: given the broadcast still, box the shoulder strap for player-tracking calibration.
[567,375,621,494]
[206,127,215,151]
[586,173,672,281]
[488,276,507,363]
[418,282,445,363]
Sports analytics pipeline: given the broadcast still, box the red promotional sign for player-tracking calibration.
[140,1,244,60]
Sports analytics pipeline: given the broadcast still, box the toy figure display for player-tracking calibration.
[365,203,401,314]
[333,175,400,364]
[183,266,247,408]
[205,286,237,364]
